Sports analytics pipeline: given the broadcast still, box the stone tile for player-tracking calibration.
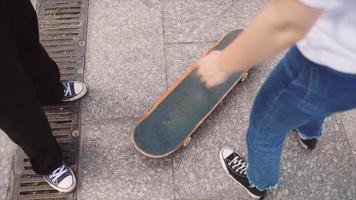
[267,116,356,200]
[171,54,278,199]
[83,0,166,121]
[163,0,268,42]
[77,119,173,200]
[0,131,16,200]
[338,110,356,160]
[165,42,214,87]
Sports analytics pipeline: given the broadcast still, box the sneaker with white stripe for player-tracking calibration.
[61,80,87,102]
[43,163,77,193]
[219,147,266,199]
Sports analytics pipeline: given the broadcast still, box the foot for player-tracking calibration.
[43,163,77,193]
[219,147,266,199]
[61,80,87,102]
[295,130,317,150]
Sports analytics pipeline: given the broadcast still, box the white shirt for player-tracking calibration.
[297,0,356,74]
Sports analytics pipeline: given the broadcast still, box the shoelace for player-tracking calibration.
[228,155,248,175]
[48,165,68,182]
[63,82,72,97]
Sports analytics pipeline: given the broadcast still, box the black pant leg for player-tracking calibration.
[0,0,63,175]
[9,0,63,105]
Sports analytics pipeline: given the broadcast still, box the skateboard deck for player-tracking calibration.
[132,29,247,158]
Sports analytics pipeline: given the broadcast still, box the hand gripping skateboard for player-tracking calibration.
[132,29,248,158]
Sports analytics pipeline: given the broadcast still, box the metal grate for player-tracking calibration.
[10,0,88,199]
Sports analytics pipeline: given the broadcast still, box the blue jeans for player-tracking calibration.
[246,46,356,190]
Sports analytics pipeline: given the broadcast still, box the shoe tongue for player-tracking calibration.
[227,153,239,161]
[63,82,76,97]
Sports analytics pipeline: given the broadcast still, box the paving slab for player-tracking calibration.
[0,131,16,200]
[338,110,356,160]
[77,119,173,200]
[165,42,213,87]
[83,0,166,121]
[269,116,356,200]
[163,0,267,43]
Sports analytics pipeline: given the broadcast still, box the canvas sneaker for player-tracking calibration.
[61,80,87,102]
[295,130,317,150]
[43,163,77,193]
[219,147,266,199]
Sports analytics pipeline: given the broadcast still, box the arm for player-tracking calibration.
[197,0,323,87]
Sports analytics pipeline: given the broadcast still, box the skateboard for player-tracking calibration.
[132,29,248,158]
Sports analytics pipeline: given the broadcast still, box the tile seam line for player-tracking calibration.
[161,0,168,93]
[77,0,91,199]
[338,115,356,166]
[165,41,217,45]
[160,1,176,199]
[82,117,140,124]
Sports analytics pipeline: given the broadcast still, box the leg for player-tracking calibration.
[9,0,63,105]
[246,47,320,190]
[246,46,356,190]
[0,1,62,175]
[218,47,319,198]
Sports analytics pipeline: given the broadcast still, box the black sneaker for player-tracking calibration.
[61,80,87,102]
[219,147,266,199]
[43,163,77,193]
[295,130,317,150]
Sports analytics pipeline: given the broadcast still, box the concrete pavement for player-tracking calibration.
[1,0,355,199]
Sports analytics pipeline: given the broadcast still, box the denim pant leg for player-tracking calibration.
[297,118,325,139]
[246,45,356,191]
[246,47,319,190]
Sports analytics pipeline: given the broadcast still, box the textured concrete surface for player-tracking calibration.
[2,0,355,200]
[165,42,214,87]
[83,0,166,121]
[272,116,355,200]
[79,0,355,199]
[0,132,16,200]
[79,0,172,199]
[163,0,267,42]
[77,120,173,200]
[339,110,356,159]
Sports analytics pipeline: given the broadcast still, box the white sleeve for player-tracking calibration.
[298,0,343,10]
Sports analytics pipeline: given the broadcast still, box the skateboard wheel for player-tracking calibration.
[241,72,248,82]
[183,137,192,147]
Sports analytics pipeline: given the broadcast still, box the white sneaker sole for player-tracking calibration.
[61,81,88,102]
[295,132,309,150]
[44,167,77,193]
[219,147,261,199]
